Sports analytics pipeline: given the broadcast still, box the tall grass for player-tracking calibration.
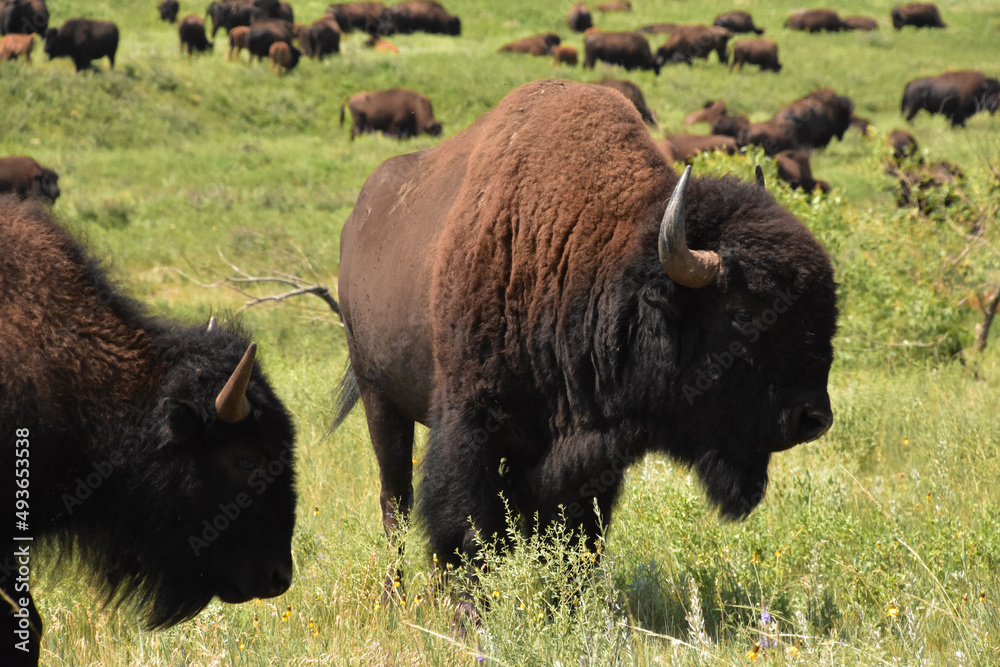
[2,0,999,664]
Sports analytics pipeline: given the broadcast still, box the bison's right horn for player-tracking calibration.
[658,166,721,289]
[215,343,256,424]
[755,164,766,189]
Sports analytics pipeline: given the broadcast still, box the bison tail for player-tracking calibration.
[330,363,360,432]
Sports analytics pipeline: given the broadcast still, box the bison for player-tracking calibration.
[550,44,578,66]
[656,24,731,65]
[901,70,1000,127]
[387,1,460,36]
[714,10,764,35]
[179,14,213,54]
[333,79,837,610]
[712,113,750,138]
[567,2,592,32]
[0,32,33,62]
[268,40,300,74]
[776,88,855,150]
[298,17,341,60]
[888,128,919,160]
[205,0,253,38]
[730,38,781,72]
[341,88,442,140]
[595,78,657,127]
[43,19,118,72]
[583,30,661,74]
[842,15,878,31]
[684,99,728,126]
[159,0,179,23]
[227,24,249,60]
[775,150,831,193]
[784,9,845,32]
[666,133,739,162]
[892,3,945,30]
[498,32,560,56]
[246,18,294,61]
[596,0,630,11]
[737,118,800,156]
[253,0,293,23]
[0,0,47,36]
[326,1,391,35]
[0,198,297,667]
[0,155,58,202]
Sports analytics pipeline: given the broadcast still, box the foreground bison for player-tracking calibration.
[901,70,1000,127]
[44,18,118,71]
[341,88,442,140]
[334,80,837,594]
[892,3,945,30]
[0,199,297,666]
[0,155,58,201]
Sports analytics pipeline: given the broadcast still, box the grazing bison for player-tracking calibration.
[737,119,800,156]
[776,88,855,150]
[775,150,830,193]
[205,0,253,38]
[892,3,945,30]
[666,133,738,162]
[246,18,294,61]
[730,38,781,72]
[0,199,297,667]
[550,44,578,66]
[499,32,560,56]
[326,1,391,34]
[595,78,657,127]
[888,128,918,160]
[712,113,750,138]
[684,99,728,126]
[0,155,58,202]
[567,2,592,32]
[387,1,460,35]
[159,0,179,23]
[596,0,630,11]
[0,32,33,62]
[268,40,300,73]
[656,24,731,65]
[901,70,1000,127]
[341,88,442,140]
[253,0,293,23]
[842,15,878,31]
[298,17,341,59]
[44,19,118,72]
[714,10,764,35]
[334,80,837,603]
[179,14,213,54]
[227,24,249,59]
[0,0,47,36]
[784,9,845,32]
[583,30,661,74]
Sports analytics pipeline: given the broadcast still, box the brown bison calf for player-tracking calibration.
[227,25,249,61]
[341,88,443,140]
[0,33,33,63]
[179,14,213,55]
[550,44,578,66]
[730,38,781,72]
[0,155,59,202]
[775,150,830,193]
[499,33,560,56]
[892,3,946,30]
[268,40,300,74]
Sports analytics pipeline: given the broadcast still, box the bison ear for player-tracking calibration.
[755,164,766,189]
[160,397,209,446]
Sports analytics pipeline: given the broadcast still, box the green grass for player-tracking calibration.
[3,0,1000,663]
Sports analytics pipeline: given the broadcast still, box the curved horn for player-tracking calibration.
[206,316,218,333]
[755,164,766,189]
[658,166,721,289]
[215,343,256,424]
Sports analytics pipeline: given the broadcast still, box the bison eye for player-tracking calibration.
[733,310,753,326]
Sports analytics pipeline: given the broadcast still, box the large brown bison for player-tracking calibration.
[567,2,592,32]
[901,70,1000,127]
[784,9,845,32]
[298,17,341,59]
[498,32,560,56]
[0,156,58,201]
[333,80,837,599]
[666,133,738,161]
[656,24,731,65]
[341,88,442,140]
[775,150,830,193]
[326,1,391,34]
[714,10,764,35]
[595,78,657,127]
[0,199,297,667]
[179,14,213,54]
[387,0,460,35]
[0,32,33,62]
[253,0,293,23]
[730,38,781,72]
[892,3,946,30]
[0,0,47,36]
[159,0,179,23]
[583,30,661,74]
[43,18,118,72]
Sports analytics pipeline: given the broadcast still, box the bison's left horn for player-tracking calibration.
[658,166,721,289]
[755,164,766,189]
[216,343,256,423]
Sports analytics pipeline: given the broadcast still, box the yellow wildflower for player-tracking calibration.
[886,602,899,619]
[492,590,500,599]
[787,645,799,658]
[237,639,245,650]
[745,643,760,661]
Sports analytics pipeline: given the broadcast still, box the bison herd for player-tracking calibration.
[0,0,997,664]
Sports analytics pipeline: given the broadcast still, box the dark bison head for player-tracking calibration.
[982,78,1000,114]
[36,167,59,201]
[42,27,61,58]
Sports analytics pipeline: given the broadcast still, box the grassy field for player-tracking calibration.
[3,0,1000,663]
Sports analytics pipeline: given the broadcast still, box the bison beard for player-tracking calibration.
[336,80,837,575]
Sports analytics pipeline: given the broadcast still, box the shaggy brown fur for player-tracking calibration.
[0,33,34,62]
[595,78,657,126]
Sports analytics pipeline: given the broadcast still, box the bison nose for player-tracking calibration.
[793,402,833,444]
[268,560,293,596]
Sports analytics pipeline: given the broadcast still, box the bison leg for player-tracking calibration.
[358,386,415,536]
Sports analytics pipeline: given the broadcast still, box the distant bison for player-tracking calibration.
[714,10,764,34]
[595,78,657,127]
[567,2,592,32]
[738,119,799,156]
[775,150,830,193]
[784,9,845,32]
[684,99,728,126]
[0,155,59,202]
[730,38,781,72]
[0,0,48,36]
[892,3,945,30]
[636,23,678,35]
[550,44,578,66]
[268,40,300,74]
[888,159,963,209]
[666,133,738,162]
[901,70,1000,127]
[583,30,661,74]
[888,128,918,160]
[159,0,179,23]
[44,19,118,72]
[333,79,837,600]
[842,15,878,31]
[775,88,855,149]
[246,18,294,61]
[596,1,630,11]
[326,1,391,34]
[499,32,560,56]
[227,24,249,60]
[253,0,293,23]
[298,17,341,59]
[387,1,460,35]
[205,0,253,38]
[712,113,750,138]
[0,32,33,62]
[179,14,213,54]
[656,24,731,65]
[341,88,443,140]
